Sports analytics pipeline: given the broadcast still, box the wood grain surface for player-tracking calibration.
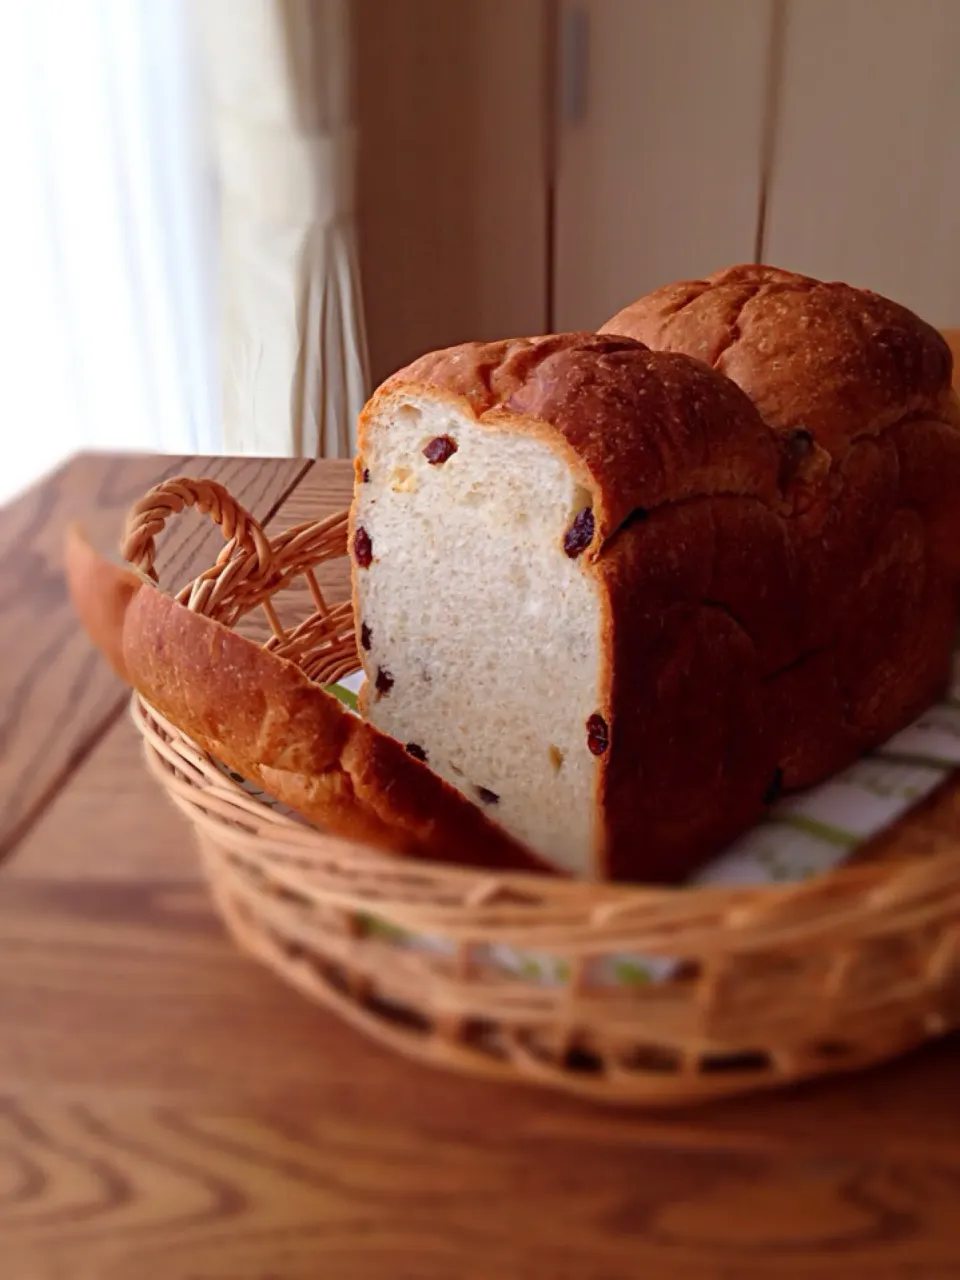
[5,455,960,1278]
[0,453,308,858]
[7,720,960,1279]
[5,1091,960,1280]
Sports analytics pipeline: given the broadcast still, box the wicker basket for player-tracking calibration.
[121,477,960,1107]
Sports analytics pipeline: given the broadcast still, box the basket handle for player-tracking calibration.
[121,476,275,584]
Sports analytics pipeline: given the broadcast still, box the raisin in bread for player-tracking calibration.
[600,265,960,787]
[351,332,811,882]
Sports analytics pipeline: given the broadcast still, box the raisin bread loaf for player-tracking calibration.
[353,334,792,881]
[352,317,960,884]
[601,265,960,788]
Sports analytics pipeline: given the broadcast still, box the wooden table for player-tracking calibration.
[4,454,960,1280]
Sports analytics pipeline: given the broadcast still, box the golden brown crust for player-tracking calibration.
[65,529,549,875]
[599,264,956,454]
[599,266,960,626]
[600,592,772,881]
[598,265,960,811]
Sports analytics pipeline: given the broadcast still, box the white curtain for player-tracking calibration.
[0,0,218,504]
[198,0,369,458]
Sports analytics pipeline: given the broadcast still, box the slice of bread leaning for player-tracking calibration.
[64,524,548,873]
[351,333,792,883]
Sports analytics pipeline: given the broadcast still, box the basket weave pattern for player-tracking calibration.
[123,478,960,1105]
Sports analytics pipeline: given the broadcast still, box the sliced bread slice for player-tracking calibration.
[65,524,548,873]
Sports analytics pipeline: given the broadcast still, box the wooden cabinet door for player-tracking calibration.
[763,0,960,325]
[355,0,549,384]
[553,0,772,331]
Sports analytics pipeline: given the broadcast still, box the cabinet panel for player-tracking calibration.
[554,0,770,331]
[355,0,548,384]
[765,0,960,325]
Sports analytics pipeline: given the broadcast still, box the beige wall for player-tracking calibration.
[554,0,773,331]
[355,0,960,382]
[354,0,549,386]
[763,0,960,327]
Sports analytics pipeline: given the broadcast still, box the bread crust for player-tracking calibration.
[65,525,549,874]
[599,264,956,450]
[600,262,960,576]
[600,264,960,798]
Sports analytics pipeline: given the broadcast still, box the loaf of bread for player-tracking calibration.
[601,264,960,788]
[64,525,547,873]
[353,333,785,881]
[352,299,960,883]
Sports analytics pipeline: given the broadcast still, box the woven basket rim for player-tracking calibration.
[133,687,960,912]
